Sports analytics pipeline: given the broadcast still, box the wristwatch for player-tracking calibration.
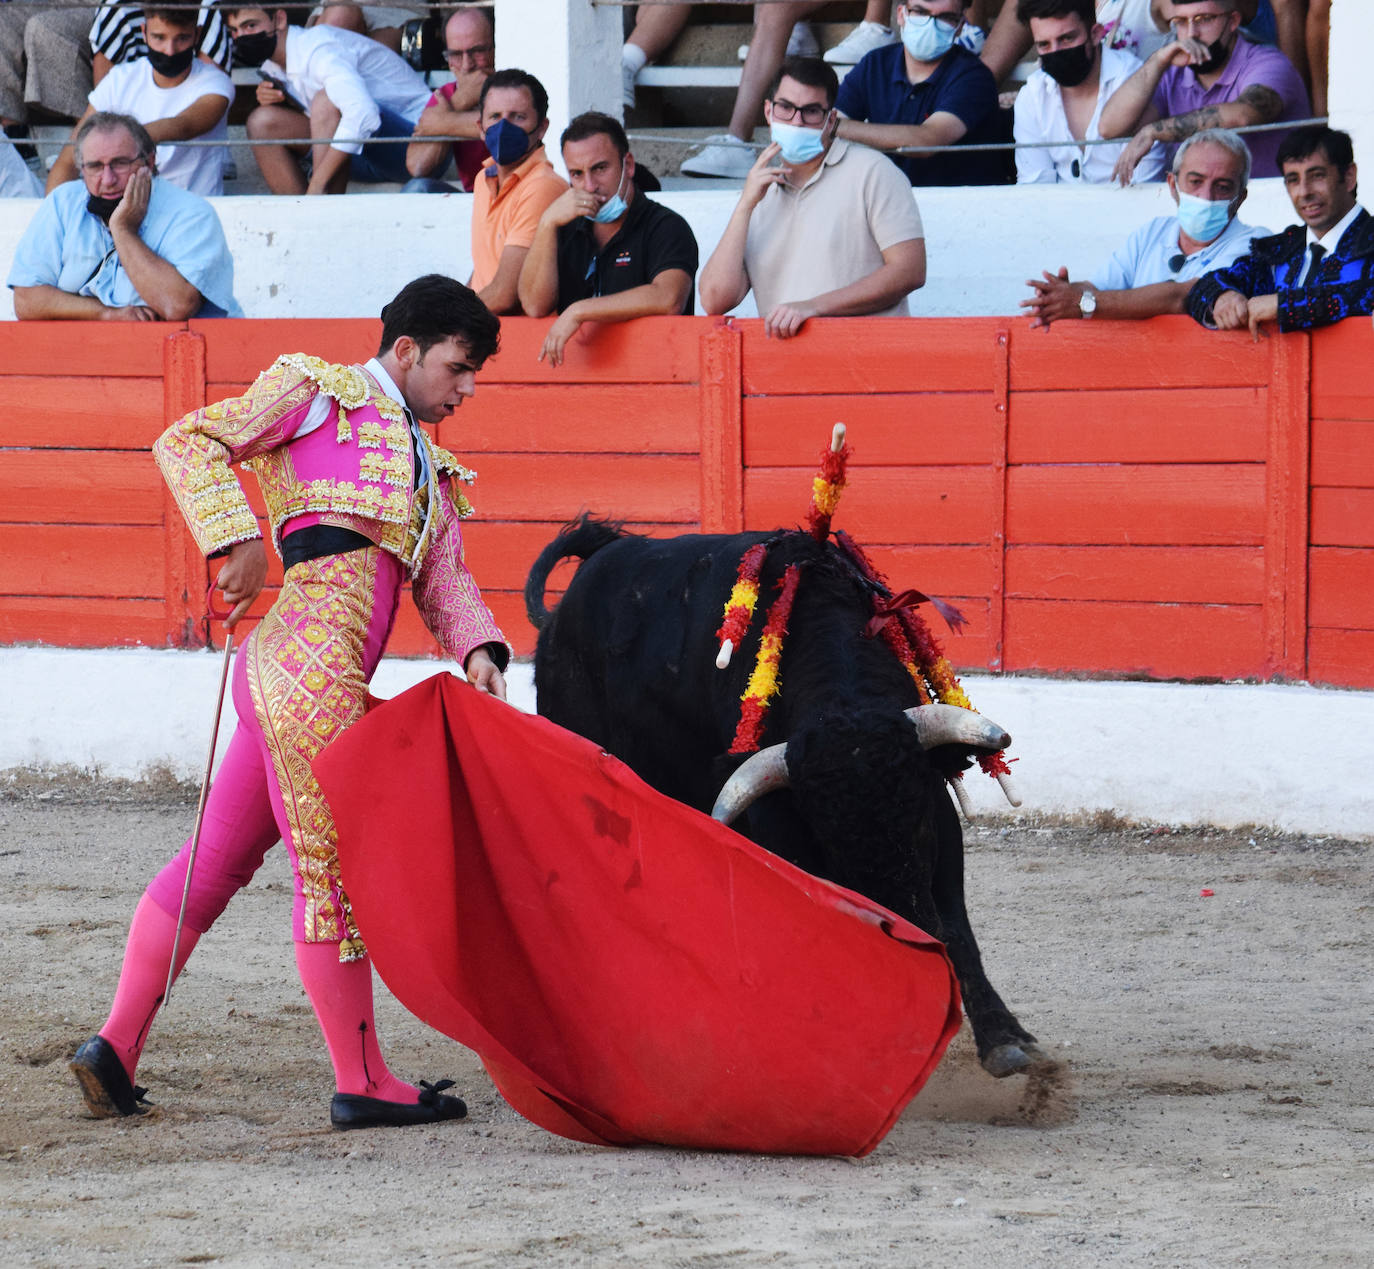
[1078,287,1097,318]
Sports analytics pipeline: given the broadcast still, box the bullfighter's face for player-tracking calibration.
[398,335,480,423]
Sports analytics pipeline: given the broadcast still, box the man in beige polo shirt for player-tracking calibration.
[469,68,566,315]
[698,57,926,339]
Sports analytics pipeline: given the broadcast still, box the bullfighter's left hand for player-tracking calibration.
[465,645,507,701]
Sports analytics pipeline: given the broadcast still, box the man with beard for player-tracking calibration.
[7,111,240,319]
[1099,0,1307,183]
[1021,127,1267,326]
[1189,125,1374,337]
[1013,0,1163,184]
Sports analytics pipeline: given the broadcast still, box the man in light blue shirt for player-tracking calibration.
[1021,127,1267,327]
[8,111,240,320]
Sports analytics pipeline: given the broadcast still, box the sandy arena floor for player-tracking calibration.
[2,783,1370,1267]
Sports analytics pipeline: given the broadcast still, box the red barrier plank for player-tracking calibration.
[477,316,701,384]
[1010,387,1267,463]
[740,319,997,395]
[1310,487,1374,547]
[1307,627,1374,688]
[745,466,999,544]
[442,385,699,454]
[1308,548,1374,629]
[1309,321,1374,420]
[194,319,377,382]
[474,454,701,523]
[0,597,167,647]
[1310,419,1374,488]
[1004,598,1264,679]
[1007,464,1266,546]
[1006,545,1266,604]
[1009,317,1271,391]
[1,450,163,525]
[0,377,166,450]
[0,525,164,598]
[0,323,173,377]
[743,393,998,466]
[864,544,998,599]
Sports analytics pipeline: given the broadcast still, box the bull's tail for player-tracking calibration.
[524,514,629,630]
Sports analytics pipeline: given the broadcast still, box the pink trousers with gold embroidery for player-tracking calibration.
[146,547,403,957]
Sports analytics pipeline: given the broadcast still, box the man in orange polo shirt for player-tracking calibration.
[470,69,566,315]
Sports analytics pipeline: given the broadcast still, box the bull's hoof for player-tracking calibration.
[980,1042,1047,1078]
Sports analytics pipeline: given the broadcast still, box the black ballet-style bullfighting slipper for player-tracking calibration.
[69,1035,153,1118]
[329,1079,468,1130]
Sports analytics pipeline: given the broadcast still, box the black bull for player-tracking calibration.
[525,516,1042,1077]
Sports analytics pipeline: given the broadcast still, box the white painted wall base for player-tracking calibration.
[0,178,1306,322]
[2,647,1369,839]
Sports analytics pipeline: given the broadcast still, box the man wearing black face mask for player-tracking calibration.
[1013,0,1164,184]
[8,111,241,320]
[1099,0,1308,184]
[48,8,233,197]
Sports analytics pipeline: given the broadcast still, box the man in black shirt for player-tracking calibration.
[518,111,698,366]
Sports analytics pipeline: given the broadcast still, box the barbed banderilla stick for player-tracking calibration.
[164,587,236,1006]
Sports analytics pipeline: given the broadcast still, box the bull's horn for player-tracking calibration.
[949,773,975,824]
[903,704,1011,752]
[710,742,789,825]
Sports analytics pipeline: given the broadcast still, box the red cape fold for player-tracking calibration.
[314,674,961,1157]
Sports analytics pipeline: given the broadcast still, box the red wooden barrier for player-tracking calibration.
[1,314,1370,688]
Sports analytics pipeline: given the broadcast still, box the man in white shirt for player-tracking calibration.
[1021,128,1267,326]
[48,7,232,197]
[224,5,431,194]
[1013,0,1163,184]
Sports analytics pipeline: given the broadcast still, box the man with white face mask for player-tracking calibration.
[699,58,926,340]
[518,112,698,367]
[833,0,1003,186]
[1020,128,1267,327]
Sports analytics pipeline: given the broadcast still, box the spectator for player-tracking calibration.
[7,112,241,320]
[679,2,989,179]
[1189,125,1374,337]
[469,69,567,316]
[1,1,98,140]
[1,136,43,198]
[1272,0,1329,116]
[89,3,231,85]
[403,6,495,192]
[834,0,1005,186]
[698,58,926,338]
[1013,0,1163,184]
[1098,0,1309,184]
[309,3,425,55]
[517,112,698,366]
[48,8,234,198]
[621,3,690,111]
[224,5,431,195]
[1021,127,1268,325]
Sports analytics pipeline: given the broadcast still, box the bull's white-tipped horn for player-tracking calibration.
[715,639,733,670]
[831,422,847,452]
[710,742,789,825]
[903,704,1011,753]
[949,774,975,824]
[996,771,1022,808]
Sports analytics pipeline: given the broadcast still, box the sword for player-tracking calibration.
[164,586,236,1006]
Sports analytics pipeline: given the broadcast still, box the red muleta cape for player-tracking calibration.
[313,675,961,1156]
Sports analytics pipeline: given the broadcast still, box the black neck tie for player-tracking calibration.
[1309,242,1326,271]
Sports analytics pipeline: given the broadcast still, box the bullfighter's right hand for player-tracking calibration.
[1211,289,1251,331]
[217,538,268,629]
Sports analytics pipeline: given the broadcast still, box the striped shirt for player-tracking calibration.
[89,4,232,72]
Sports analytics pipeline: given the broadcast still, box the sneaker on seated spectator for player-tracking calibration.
[739,21,818,63]
[680,133,756,179]
[823,20,896,65]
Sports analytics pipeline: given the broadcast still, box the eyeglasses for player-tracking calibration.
[444,43,493,65]
[81,156,141,177]
[902,4,964,29]
[769,98,829,126]
[1171,11,1230,35]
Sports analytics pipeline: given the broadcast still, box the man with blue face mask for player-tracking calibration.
[833,0,1004,186]
[699,58,926,339]
[1020,128,1267,327]
[517,112,698,367]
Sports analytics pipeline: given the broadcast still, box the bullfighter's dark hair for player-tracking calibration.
[1277,125,1356,180]
[561,111,629,159]
[1016,0,1096,30]
[769,57,839,109]
[378,275,501,365]
[478,68,549,124]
